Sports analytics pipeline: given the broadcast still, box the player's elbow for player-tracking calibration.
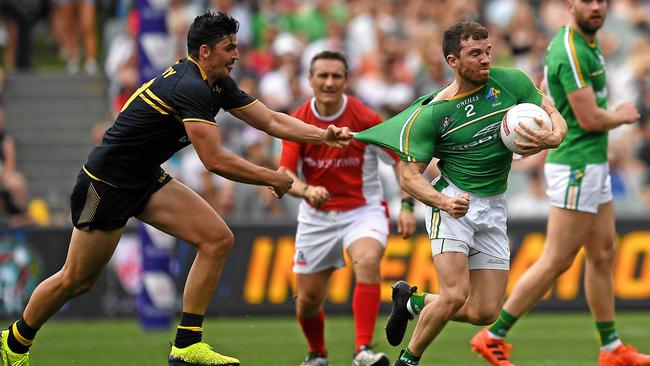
[576,114,602,132]
[204,159,223,175]
[203,149,230,175]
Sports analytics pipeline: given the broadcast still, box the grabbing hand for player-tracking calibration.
[443,193,470,218]
[270,167,294,198]
[323,125,352,148]
[304,185,330,207]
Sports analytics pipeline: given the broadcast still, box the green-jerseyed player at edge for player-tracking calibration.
[354,21,567,366]
[471,1,650,366]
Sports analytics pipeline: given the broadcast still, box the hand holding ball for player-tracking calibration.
[500,103,552,154]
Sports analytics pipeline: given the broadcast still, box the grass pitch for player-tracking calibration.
[27,312,650,365]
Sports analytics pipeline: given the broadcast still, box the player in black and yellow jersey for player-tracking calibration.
[0,11,351,366]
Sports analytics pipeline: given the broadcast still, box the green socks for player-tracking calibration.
[407,292,427,315]
[488,309,519,338]
[399,348,421,365]
[596,321,621,349]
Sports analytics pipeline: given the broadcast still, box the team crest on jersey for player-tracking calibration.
[486,87,501,107]
[440,116,452,133]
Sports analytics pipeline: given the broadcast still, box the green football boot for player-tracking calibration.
[168,342,239,366]
[0,330,29,366]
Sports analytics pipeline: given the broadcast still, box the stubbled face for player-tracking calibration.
[569,0,607,35]
[203,34,239,79]
[309,58,348,105]
[449,37,492,86]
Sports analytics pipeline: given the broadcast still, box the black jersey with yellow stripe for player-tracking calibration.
[84,57,256,189]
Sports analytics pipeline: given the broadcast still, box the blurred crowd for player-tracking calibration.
[0,0,649,226]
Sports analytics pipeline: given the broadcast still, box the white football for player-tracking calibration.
[500,103,552,154]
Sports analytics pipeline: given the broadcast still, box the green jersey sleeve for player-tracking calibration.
[554,28,594,94]
[354,93,440,163]
[501,67,544,106]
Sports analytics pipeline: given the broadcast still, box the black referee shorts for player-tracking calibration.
[70,167,172,231]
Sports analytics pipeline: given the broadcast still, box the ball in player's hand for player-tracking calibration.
[500,103,552,154]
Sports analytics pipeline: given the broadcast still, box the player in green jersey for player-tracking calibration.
[472,1,650,366]
[355,21,567,366]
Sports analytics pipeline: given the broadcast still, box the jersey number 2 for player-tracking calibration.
[465,104,476,118]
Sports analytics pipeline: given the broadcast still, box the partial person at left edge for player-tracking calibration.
[0,11,351,366]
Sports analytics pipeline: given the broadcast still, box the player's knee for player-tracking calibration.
[352,254,381,273]
[438,292,467,317]
[201,229,234,258]
[296,291,323,312]
[471,307,499,325]
[586,245,616,271]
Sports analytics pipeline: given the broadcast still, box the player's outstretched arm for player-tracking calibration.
[229,101,352,147]
[567,87,640,132]
[514,97,567,155]
[399,162,470,219]
[186,121,293,197]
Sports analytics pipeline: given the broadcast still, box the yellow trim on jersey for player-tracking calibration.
[445,85,485,101]
[227,99,259,111]
[139,94,169,115]
[183,118,218,126]
[403,107,423,157]
[143,89,182,122]
[145,89,175,112]
[121,78,156,113]
[12,323,32,346]
[568,29,586,86]
[82,166,119,188]
[187,56,208,80]
[587,38,597,48]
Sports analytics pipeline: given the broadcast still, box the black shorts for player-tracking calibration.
[70,167,173,231]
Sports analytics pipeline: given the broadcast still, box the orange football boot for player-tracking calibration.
[470,329,515,366]
[599,344,650,366]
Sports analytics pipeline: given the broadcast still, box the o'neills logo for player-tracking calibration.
[456,95,479,108]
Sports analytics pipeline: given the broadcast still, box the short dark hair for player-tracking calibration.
[309,50,349,76]
[187,11,239,58]
[442,21,489,59]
